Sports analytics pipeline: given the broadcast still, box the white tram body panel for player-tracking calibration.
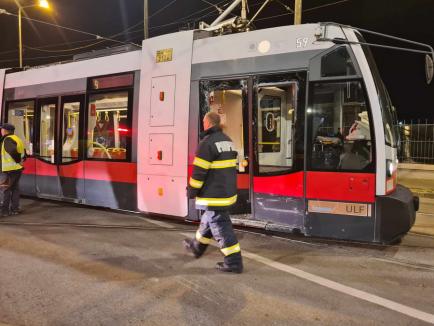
[137,31,195,217]
[192,24,331,64]
[4,51,141,89]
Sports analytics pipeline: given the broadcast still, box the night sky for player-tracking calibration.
[0,0,433,120]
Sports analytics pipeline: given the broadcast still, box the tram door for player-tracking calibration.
[252,77,305,230]
[199,79,251,214]
[35,96,84,201]
[198,74,306,229]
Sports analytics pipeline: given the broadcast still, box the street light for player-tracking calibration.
[18,0,51,68]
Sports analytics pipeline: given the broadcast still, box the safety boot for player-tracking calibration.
[183,239,202,258]
[215,262,243,274]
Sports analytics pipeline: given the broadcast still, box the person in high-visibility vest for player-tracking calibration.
[0,123,25,217]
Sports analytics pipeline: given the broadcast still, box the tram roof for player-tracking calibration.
[4,22,350,89]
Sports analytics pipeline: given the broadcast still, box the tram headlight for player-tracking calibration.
[386,159,394,178]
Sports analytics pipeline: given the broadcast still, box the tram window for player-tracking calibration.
[7,100,34,155]
[355,32,398,147]
[200,81,247,172]
[257,84,297,174]
[321,46,357,77]
[87,91,130,161]
[62,101,80,163]
[39,103,56,163]
[309,81,374,172]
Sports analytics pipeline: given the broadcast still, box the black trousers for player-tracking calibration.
[193,210,242,267]
[1,170,22,214]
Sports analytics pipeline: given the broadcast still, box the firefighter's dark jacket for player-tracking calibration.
[188,126,238,211]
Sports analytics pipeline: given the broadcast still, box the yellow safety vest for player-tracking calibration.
[1,135,25,172]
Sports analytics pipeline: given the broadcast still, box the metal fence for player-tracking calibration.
[397,120,434,164]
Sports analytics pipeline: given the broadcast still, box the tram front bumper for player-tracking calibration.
[376,184,418,243]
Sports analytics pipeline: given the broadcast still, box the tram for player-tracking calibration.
[0,22,425,243]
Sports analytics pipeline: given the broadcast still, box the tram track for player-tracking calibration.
[1,219,434,272]
[0,220,195,232]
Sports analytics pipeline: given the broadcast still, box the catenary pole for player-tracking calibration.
[144,0,149,39]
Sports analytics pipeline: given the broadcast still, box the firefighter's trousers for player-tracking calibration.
[193,210,242,267]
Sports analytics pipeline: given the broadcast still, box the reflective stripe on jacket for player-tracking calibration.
[1,135,25,172]
[188,126,238,210]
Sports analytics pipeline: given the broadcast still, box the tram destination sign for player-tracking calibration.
[308,200,372,217]
[156,48,173,63]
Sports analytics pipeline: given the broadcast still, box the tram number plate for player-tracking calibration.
[156,48,173,63]
[308,200,372,217]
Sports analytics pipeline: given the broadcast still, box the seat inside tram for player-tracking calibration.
[309,80,374,172]
[87,91,129,160]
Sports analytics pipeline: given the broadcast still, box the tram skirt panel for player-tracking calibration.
[305,201,376,242]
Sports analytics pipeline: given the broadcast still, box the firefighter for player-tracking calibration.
[183,112,243,273]
[0,123,25,217]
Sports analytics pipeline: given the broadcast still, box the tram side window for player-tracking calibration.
[309,81,374,172]
[200,81,247,172]
[257,84,297,174]
[87,91,130,160]
[7,100,34,155]
[39,103,56,163]
[62,101,80,163]
[321,46,357,77]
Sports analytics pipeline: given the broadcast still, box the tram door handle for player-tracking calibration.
[239,157,249,172]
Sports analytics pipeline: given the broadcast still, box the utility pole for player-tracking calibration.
[144,0,149,39]
[18,7,23,68]
[294,0,302,25]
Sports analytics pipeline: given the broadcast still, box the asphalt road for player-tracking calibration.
[0,199,433,326]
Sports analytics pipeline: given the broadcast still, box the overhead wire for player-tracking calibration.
[0,53,75,64]
[147,0,238,32]
[254,0,350,22]
[0,0,230,63]
[3,0,222,56]
[0,10,141,48]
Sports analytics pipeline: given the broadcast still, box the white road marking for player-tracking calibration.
[243,251,434,324]
[180,232,434,324]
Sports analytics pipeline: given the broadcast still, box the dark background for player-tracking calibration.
[0,0,433,120]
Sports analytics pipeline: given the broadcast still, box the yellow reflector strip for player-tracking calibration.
[221,243,241,256]
[210,159,237,169]
[196,195,237,207]
[189,178,203,189]
[196,230,212,244]
[258,142,281,145]
[193,157,211,170]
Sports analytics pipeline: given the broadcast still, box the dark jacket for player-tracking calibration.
[188,126,238,211]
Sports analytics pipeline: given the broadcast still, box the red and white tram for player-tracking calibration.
[0,23,424,243]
